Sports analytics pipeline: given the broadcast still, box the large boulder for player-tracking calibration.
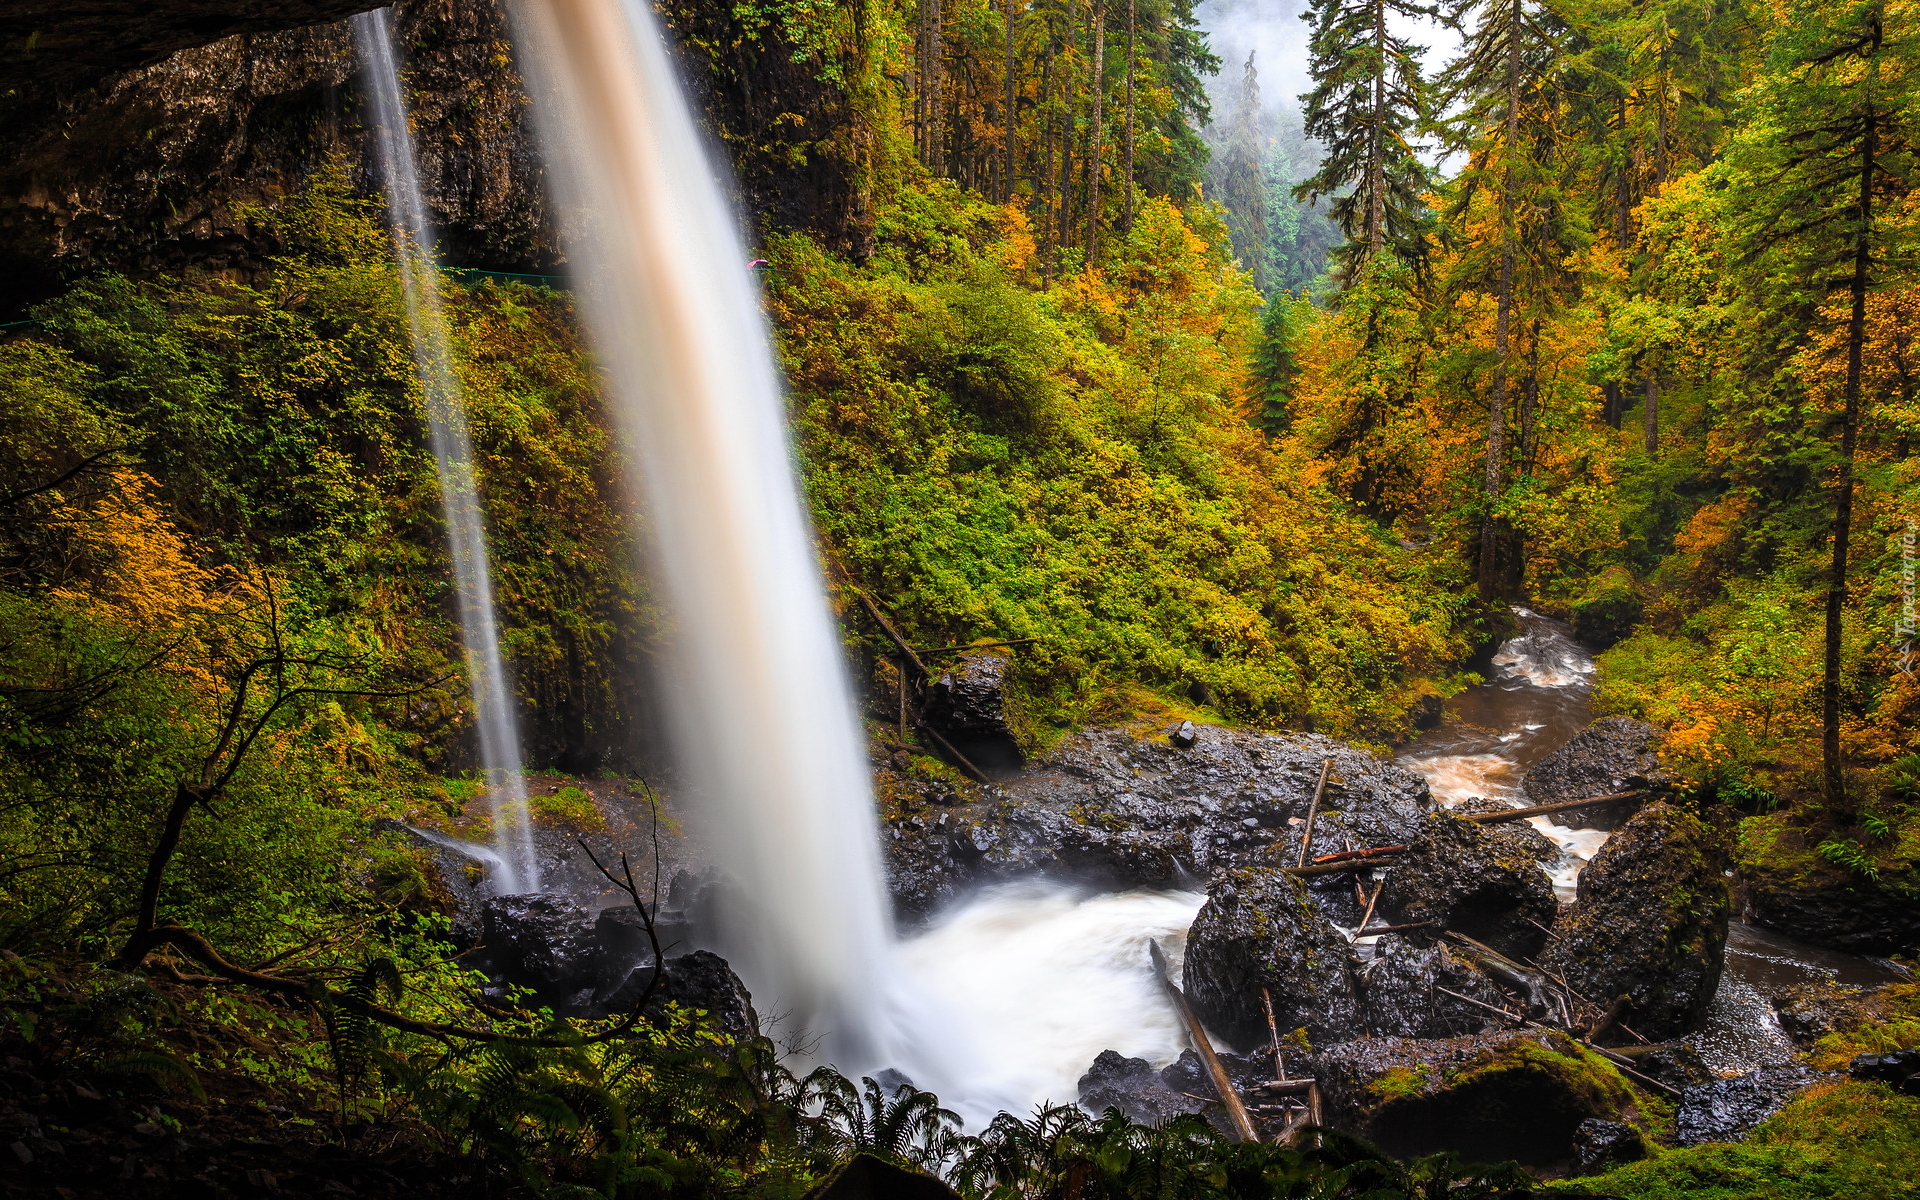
[1375,812,1558,960]
[604,950,760,1040]
[923,651,1025,777]
[1571,1118,1647,1175]
[1307,1030,1655,1165]
[1076,1050,1208,1126]
[1182,868,1365,1046]
[1742,857,1920,955]
[1523,716,1669,830]
[1360,935,1513,1039]
[480,894,607,999]
[1775,980,1919,1049]
[883,725,1430,920]
[1541,802,1732,1041]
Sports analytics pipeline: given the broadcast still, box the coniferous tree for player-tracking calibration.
[1443,0,1584,598]
[1726,0,1916,807]
[1294,0,1441,285]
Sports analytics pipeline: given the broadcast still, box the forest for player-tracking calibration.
[0,0,1916,1195]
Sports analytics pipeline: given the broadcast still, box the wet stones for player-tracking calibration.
[1571,1118,1647,1174]
[1376,812,1557,960]
[1360,935,1512,1039]
[1306,1030,1649,1166]
[881,724,1431,921]
[1850,1050,1920,1096]
[1541,802,1732,1041]
[1182,868,1365,1045]
[480,894,605,998]
[1673,1066,1816,1146]
[1076,1050,1208,1126]
[604,950,760,1040]
[1522,716,1668,830]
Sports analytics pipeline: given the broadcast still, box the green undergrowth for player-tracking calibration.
[1565,1081,1920,1200]
[772,182,1474,746]
[0,170,643,958]
[1804,983,1920,1071]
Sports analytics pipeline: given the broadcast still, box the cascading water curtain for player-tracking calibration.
[504,0,906,1067]
[352,9,540,895]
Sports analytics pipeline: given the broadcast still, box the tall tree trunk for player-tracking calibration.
[1480,0,1521,601]
[1057,8,1075,261]
[1603,381,1623,429]
[116,782,206,967]
[1005,0,1019,201]
[1367,0,1386,260]
[1040,55,1056,263]
[1122,0,1135,231]
[1087,4,1105,262]
[925,0,946,173]
[1643,365,1659,455]
[1614,97,1632,250]
[1824,100,1876,809]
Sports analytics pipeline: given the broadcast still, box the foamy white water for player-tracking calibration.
[894,884,1206,1124]
[506,0,893,1064]
[354,10,538,894]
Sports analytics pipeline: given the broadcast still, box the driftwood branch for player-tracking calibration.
[1313,844,1408,865]
[855,590,931,680]
[1150,942,1260,1142]
[1279,855,1403,879]
[1294,758,1334,869]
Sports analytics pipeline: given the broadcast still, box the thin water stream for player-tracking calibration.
[353,9,539,894]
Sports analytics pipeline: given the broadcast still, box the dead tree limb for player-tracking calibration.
[1150,942,1259,1142]
[1295,758,1334,869]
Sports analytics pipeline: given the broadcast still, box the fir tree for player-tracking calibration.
[1442,0,1585,599]
[1293,0,1441,285]
[1726,0,1917,808]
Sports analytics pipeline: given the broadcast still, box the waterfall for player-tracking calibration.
[504,0,894,1063]
[352,10,540,896]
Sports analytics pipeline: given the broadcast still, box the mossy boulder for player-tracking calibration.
[1377,811,1558,960]
[1541,801,1732,1040]
[923,650,1025,778]
[1182,867,1365,1046]
[1737,812,1920,954]
[1308,1030,1658,1165]
[1522,715,1669,830]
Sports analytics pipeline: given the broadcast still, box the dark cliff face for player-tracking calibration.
[0,0,870,317]
[0,0,556,317]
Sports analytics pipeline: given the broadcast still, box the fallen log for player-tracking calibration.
[1459,791,1645,825]
[1150,943,1260,1143]
[915,637,1041,655]
[1584,1041,1683,1099]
